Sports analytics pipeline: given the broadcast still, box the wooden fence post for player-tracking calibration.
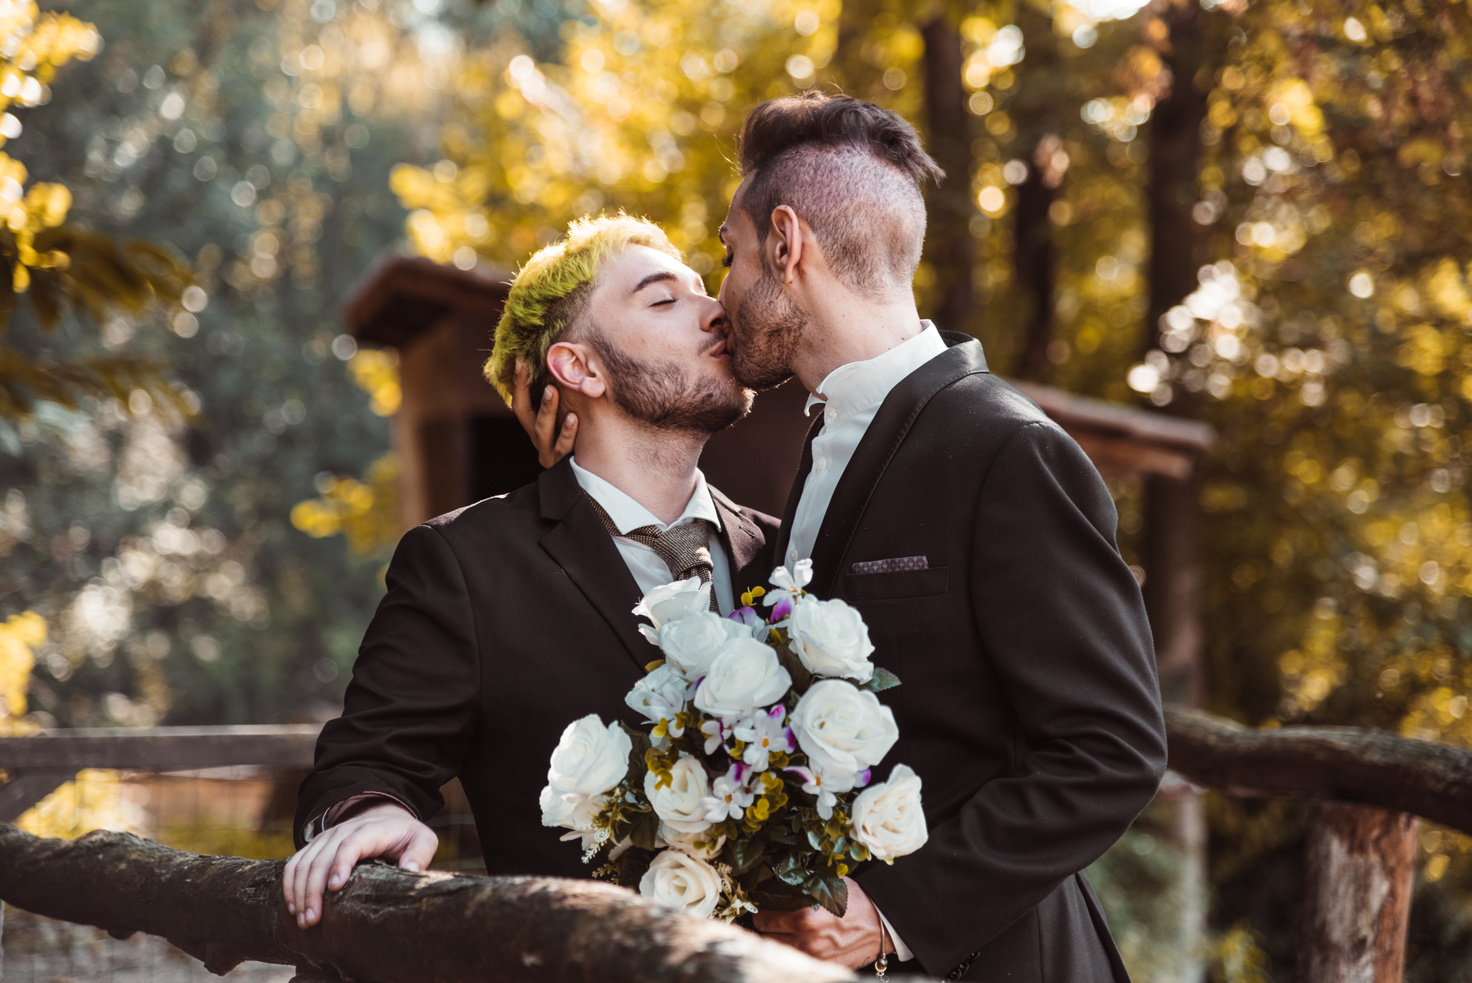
[1295,802,1418,983]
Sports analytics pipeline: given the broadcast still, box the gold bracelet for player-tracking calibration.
[868,893,890,980]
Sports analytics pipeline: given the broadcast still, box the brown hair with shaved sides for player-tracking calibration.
[736,91,943,295]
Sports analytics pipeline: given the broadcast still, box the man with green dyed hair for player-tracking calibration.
[485,212,680,406]
[286,212,778,928]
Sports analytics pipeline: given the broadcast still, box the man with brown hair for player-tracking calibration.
[523,92,1167,981]
[717,90,1167,983]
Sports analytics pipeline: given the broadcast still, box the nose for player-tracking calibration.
[700,295,728,334]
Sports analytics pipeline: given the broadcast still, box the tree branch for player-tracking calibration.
[1165,706,1472,833]
[0,825,862,983]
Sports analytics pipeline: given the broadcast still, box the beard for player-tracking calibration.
[728,259,807,391]
[590,334,753,435]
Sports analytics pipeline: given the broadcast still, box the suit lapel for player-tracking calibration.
[709,488,763,587]
[772,412,824,565]
[807,334,990,599]
[537,460,655,672]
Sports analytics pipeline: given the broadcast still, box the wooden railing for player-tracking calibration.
[0,724,318,823]
[2,708,1469,983]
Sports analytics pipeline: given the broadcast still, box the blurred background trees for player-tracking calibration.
[3,0,1472,978]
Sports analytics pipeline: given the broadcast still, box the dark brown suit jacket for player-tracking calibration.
[295,459,779,879]
[773,334,1167,983]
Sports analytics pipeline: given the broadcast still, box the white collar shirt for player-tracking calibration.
[784,322,948,568]
[570,457,735,616]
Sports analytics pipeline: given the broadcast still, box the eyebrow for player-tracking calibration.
[632,271,679,294]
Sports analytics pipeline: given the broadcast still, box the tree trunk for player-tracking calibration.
[0,824,859,983]
[1295,803,1417,983]
[920,14,977,334]
[1010,153,1057,383]
[1142,9,1214,979]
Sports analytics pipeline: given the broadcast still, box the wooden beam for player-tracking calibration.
[0,725,319,772]
[1010,380,1217,454]
[1165,707,1472,834]
[1295,803,1417,983]
[0,824,861,983]
[0,770,75,823]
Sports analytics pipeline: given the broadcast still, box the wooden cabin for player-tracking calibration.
[343,255,1214,526]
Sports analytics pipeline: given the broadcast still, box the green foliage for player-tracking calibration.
[0,0,561,729]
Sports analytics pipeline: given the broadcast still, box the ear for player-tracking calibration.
[768,205,806,286]
[545,341,606,400]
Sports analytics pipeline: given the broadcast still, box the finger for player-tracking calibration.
[398,825,439,873]
[290,835,328,923]
[283,851,300,912]
[512,361,535,434]
[551,412,577,462]
[302,833,356,927]
[753,909,800,932]
[533,385,559,444]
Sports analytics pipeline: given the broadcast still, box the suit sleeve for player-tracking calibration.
[294,523,482,847]
[856,421,1168,975]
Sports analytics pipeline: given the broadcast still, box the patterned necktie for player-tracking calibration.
[584,493,720,611]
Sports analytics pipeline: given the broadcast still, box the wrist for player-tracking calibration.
[332,797,414,826]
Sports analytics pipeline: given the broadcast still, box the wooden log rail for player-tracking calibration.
[1164,707,1472,831]
[3,708,1470,982]
[0,824,858,983]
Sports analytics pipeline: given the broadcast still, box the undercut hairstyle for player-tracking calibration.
[485,213,681,405]
[737,91,944,295]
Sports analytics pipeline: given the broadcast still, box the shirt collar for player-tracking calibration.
[804,321,948,418]
[569,457,723,534]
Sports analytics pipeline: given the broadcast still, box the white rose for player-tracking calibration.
[787,597,875,682]
[850,763,928,861]
[633,577,711,632]
[645,752,712,834]
[658,823,727,861]
[639,848,723,918]
[659,612,749,679]
[625,665,690,729]
[546,715,632,798]
[693,637,793,718]
[539,783,606,835]
[789,680,898,782]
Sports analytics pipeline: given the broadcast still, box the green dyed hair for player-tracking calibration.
[485,213,681,405]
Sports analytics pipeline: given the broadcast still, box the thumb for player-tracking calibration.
[397,827,439,873]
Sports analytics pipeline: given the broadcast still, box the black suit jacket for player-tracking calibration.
[775,334,1167,983]
[295,459,780,879]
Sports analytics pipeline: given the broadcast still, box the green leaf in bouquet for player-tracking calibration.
[805,870,848,919]
[748,877,813,912]
[629,809,661,851]
[860,667,902,693]
[774,644,815,692]
[775,853,809,888]
[729,832,769,874]
[766,824,800,846]
[610,845,655,888]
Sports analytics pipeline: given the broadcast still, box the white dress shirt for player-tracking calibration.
[570,457,736,616]
[784,323,948,567]
[783,321,947,963]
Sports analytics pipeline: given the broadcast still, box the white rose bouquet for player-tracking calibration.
[538,560,928,921]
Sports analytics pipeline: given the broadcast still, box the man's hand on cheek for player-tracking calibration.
[511,360,576,468]
[751,877,888,970]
